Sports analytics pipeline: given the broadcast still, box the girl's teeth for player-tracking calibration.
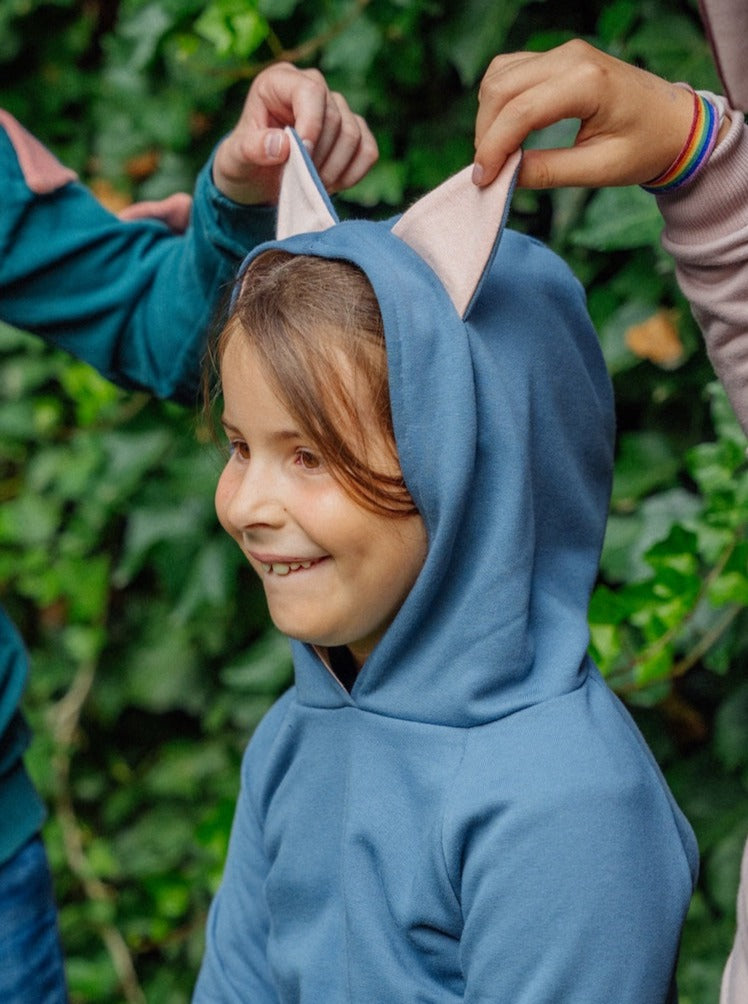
[261,559,317,575]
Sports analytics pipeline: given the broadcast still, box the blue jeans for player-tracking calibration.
[0,836,68,1003]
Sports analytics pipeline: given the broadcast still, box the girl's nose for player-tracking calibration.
[219,463,286,532]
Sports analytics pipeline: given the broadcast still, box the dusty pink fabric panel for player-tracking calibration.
[699,0,748,110]
[658,96,748,436]
[276,129,336,240]
[0,109,77,194]
[392,150,520,318]
[720,839,748,1004]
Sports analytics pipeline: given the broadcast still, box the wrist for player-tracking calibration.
[642,88,720,194]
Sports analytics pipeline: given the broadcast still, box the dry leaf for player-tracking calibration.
[126,149,160,181]
[625,310,684,368]
[89,178,131,215]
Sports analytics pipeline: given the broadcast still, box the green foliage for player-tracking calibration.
[1,1,746,1001]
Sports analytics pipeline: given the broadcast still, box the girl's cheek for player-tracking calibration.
[214,469,236,537]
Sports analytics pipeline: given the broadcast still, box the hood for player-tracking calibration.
[233,131,615,727]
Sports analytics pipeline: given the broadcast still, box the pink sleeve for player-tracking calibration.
[656,95,748,436]
[698,0,748,111]
[720,837,748,1004]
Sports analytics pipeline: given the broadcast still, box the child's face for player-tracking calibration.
[215,334,427,668]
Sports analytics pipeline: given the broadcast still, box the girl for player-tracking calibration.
[194,132,697,1003]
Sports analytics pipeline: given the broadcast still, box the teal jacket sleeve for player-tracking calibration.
[0,114,275,404]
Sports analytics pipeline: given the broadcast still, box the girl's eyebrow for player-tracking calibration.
[220,417,304,443]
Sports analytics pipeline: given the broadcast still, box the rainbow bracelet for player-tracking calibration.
[642,89,720,194]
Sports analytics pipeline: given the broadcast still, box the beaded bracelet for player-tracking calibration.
[641,88,720,194]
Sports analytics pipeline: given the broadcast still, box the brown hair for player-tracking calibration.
[206,250,417,518]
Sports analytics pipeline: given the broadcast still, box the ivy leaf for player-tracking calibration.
[321,14,382,78]
[437,0,525,86]
[194,0,269,58]
[707,544,748,606]
[571,186,663,251]
[221,629,293,694]
[343,160,406,208]
[611,431,681,506]
[714,684,748,771]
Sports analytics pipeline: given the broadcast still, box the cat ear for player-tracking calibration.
[391,150,521,318]
[276,127,339,239]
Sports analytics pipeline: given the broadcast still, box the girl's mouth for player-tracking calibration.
[260,557,327,576]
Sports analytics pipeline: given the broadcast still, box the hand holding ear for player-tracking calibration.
[473,40,706,190]
[213,62,378,205]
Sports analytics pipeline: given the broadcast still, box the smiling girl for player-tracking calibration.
[214,251,426,682]
[194,134,697,1003]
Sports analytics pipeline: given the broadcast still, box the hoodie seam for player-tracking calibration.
[439,730,471,912]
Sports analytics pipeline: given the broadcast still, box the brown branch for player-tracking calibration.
[220,0,373,82]
[49,657,146,1004]
[670,603,743,679]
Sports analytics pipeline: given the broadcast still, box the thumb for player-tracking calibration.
[215,127,291,181]
[257,128,291,165]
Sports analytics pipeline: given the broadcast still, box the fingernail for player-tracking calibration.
[301,138,314,154]
[265,131,283,159]
[471,162,484,186]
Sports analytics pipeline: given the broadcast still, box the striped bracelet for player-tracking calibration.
[642,88,720,194]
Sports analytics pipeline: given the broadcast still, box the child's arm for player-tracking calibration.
[655,106,748,436]
[0,65,376,404]
[472,40,748,436]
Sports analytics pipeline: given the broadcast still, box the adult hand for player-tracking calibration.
[473,40,698,189]
[213,62,378,205]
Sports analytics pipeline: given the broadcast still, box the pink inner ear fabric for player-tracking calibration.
[277,129,336,239]
[0,110,77,195]
[392,150,520,318]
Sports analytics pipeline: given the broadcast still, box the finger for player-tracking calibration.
[473,78,598,186]
[308,92,344,167]
[284,67,331,152]
[319,113,379,192]
[517,140,647,189]
[314,95,367,188]
[248,63,328,144]
[516,146,606,188]
[475,51,542,145]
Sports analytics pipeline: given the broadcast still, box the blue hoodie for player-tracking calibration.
[194,134,698,1004]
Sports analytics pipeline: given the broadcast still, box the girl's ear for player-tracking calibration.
[277,128,339,239]
[392,150,521,319]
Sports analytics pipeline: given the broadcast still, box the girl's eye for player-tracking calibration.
[295,448,323,471]
[228,439,250,461]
